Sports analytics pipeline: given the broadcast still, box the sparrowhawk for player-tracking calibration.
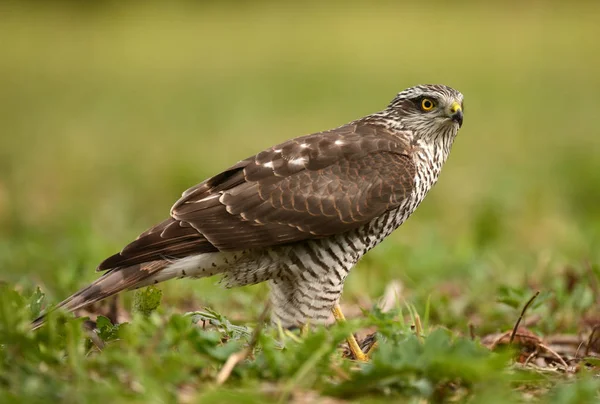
[33,84,464,360]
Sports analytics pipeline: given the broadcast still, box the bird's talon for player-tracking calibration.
[352,348,369,362]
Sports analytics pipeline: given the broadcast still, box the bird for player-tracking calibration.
[33,84,464,360]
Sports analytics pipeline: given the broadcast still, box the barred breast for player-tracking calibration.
[264,136,453,328]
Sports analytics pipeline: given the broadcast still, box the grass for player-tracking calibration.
[1,1,599,402]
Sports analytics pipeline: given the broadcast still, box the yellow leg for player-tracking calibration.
[331,304,368,361]
[300,322,310,338]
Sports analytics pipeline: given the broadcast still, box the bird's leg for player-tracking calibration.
[331,304,368,361]
[300,321,310,337]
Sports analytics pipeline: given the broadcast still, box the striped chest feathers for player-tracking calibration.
[374,136,454,242]
[410,136,453,205]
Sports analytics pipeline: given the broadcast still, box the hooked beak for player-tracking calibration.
[449,101,463,127]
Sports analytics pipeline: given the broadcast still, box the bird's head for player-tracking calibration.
[387,84,464,142]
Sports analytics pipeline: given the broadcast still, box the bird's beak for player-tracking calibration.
[449,101,463,127]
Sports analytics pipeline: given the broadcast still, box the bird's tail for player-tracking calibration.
[31,260,168,330]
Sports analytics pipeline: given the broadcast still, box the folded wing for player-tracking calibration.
[98,123,416,271]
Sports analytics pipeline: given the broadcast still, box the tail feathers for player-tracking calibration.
[31,260,167,330]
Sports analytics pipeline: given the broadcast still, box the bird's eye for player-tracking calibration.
[420,98,435,111]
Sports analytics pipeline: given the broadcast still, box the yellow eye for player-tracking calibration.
[421,98,435,111]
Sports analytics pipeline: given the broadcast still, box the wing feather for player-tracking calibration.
[98,122,416,271]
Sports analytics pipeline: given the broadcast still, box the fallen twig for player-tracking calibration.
[510,291,540,345]
[538,343,569,369]
[523,348,539,366]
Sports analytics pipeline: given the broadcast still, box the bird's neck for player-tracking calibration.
[411,133,456,197]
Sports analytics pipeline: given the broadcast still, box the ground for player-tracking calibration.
[0,2,599,403]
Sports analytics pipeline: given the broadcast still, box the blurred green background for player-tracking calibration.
[1,1,599,328]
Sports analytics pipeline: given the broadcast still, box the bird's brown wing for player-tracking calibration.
[98,122,416,271]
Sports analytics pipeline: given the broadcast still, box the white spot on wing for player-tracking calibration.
[289,157,307,166]
[334,140,344,145]
[300,143,309,148]
[263,161,274,169]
